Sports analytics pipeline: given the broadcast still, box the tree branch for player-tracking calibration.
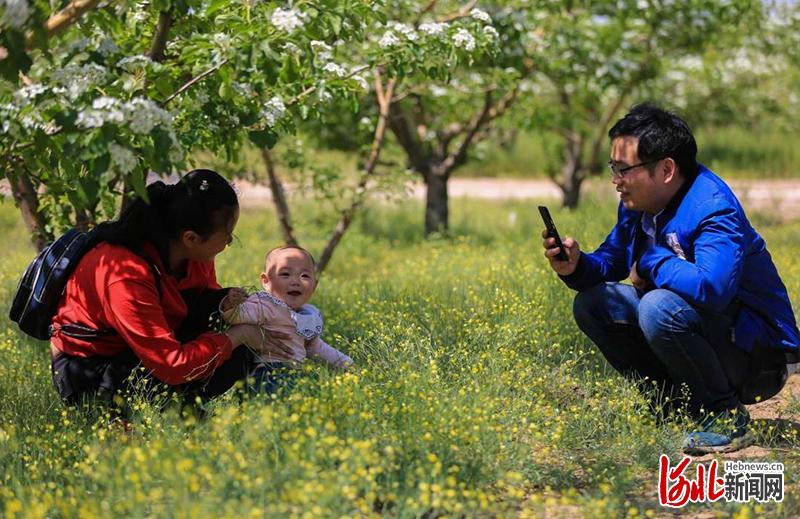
[317,71,396,274]
[261,148,298,246]
[437,0,478,23]
[6,166,48,250]
[161,59,229,107]
[586,93,629,175]
[25,0,105,48]
[418,0,439,21]
[439,85,520,175]
[148,10,174,62]
[387,102,429,173]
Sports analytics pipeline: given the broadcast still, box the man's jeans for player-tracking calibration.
[573,282,751,414]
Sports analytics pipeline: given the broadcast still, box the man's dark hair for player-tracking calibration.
[608,103,698,179]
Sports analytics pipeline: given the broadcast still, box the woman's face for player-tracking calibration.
[190,205,239,262]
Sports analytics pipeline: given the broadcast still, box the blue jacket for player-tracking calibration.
[562,165,799,358]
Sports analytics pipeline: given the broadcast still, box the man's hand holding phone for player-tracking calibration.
[538,206,580,276]
[542,230,581,276]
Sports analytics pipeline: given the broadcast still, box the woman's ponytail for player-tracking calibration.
[92,170,238,269]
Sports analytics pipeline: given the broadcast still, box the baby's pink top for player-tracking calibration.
[222,291,352,368]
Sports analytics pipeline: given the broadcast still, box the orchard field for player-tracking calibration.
[2,194,800,518]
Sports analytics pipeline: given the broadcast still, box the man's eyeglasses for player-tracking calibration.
[607,158,664,179]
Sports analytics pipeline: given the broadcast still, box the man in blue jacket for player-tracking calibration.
[543,103,799,454]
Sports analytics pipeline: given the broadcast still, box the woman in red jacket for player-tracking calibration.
[50,169,289,405]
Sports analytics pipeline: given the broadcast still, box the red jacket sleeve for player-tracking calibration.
[103,275,234,385]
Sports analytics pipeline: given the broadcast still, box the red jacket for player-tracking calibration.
[51,242,234,385]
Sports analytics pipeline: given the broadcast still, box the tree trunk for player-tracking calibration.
[8,174,48,250]
[560,175,584,209]
[560,133,584,209]
[261,148,298,246]
[424,171,449,236]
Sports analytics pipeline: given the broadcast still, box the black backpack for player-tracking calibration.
[9,228,161,340]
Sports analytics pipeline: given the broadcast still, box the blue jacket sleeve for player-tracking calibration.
[637,203,745,311]
[560,203,634,290]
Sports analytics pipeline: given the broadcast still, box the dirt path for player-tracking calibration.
[3,177,799,220]
[235,177,800,221]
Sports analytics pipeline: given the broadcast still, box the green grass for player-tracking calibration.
[1,197,799,517]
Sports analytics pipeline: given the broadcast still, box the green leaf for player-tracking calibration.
[248,130,278,149]
[129,169,148,200]
[205,0,228,17]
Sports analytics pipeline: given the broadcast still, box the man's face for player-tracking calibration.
[261,249,317,310]
[609,136,666,214]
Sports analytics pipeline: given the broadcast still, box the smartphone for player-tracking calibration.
[538,205,568,261]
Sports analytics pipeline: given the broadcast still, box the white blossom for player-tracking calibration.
[0,0,32,29]
[323,62,347,77]
[283,42,302,56]
[352,75,369,91]
[13,84,48,105]
[429,85,448,97]
[452,28,476,51]
[117,55,152,71]
[97,38,119,56]
[53,63,108,100]
[194,91,209,106]
[213,33,231,47]
[75,110,106,128]
[271,7,306,33]
[109,143,138,174]
[132,5,148,23]
[420,22,448,36]
[483,25,499,39]
[92,96,125,123]
[311,40,333,52]
[262,96,286,128]
[389,22,418,41]
[379,31,401,48]
[67,38,90,53]
[311,40,333,57]
[125,98,171,134]
[470,8,491,23]
[232,82,254,97]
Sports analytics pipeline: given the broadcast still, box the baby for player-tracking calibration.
[222,245,353,370]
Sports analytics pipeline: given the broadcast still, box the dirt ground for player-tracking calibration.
[4,177,800,221]
[233,177,800,222]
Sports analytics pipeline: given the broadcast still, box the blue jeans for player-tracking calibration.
[573,283,751,414]
[248,362,296,395]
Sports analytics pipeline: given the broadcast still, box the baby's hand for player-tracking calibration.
[220,287,249,312]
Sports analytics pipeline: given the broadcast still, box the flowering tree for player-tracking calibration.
[277,1,526,237]
[1,0,378,250]
[511,0,761,208]
[671,1,800,133]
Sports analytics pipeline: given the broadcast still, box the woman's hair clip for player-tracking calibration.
[199,179,210,191]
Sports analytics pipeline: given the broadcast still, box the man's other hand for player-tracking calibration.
[630,261,650,291]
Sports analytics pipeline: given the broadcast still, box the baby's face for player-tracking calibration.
[261,249,317,310]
